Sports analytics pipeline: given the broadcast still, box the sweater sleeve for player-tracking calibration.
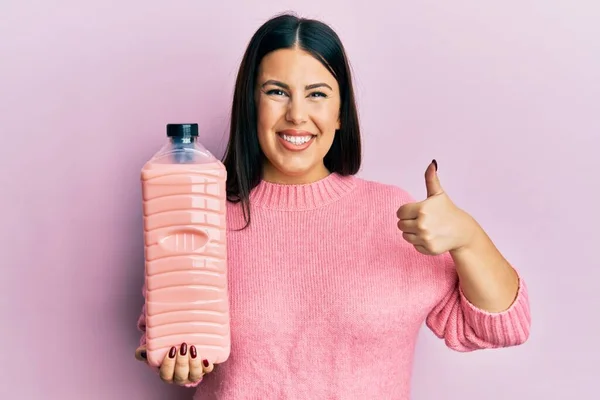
[425,254,532,352]
[137,286,203,388]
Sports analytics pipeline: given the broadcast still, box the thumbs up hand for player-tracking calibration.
[396,160,476,256]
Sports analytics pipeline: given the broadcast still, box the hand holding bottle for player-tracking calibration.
[135,343,214,386]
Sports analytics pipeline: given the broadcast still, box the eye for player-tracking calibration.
[309,91,327,98]
[266,89,287,97]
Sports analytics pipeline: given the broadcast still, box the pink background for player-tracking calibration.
[1,0,598,398]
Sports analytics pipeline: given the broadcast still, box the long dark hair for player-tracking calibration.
[222,13,362,227]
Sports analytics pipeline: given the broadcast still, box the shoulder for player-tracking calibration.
[349,176,456,287]
[349,175,417,209]
[342,175,418,237]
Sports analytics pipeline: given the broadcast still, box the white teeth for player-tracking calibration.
[281,134,313,145]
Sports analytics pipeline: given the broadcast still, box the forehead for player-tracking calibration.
[257,48,337,85]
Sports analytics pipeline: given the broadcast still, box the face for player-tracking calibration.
[255,47,341,184]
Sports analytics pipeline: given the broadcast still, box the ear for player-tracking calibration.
[336,117,341,130]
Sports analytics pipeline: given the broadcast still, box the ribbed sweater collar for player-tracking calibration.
[249,173,357,211]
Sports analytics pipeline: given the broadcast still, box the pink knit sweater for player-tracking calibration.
[137,173,531,399]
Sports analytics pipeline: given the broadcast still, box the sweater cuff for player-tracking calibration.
[458,269,532,346]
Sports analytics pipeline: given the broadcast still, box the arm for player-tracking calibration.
[451,217,520,313]
[396,161,532,351]
[426,241,531,352]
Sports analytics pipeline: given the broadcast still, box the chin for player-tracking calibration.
[276,163,314,177]
[263,158,325,184]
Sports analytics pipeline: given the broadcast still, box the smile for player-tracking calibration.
[276,131,317,152]
[281,134,313,145]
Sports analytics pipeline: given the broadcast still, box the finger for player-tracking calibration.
[425,159,443,198]
[402,232,422,246]
[173,343,190,385]
[135,346,148,363]
[396,202,420,220]
[414,245,433,255]
[160,346,178,383]
[188,346,204,383]
[202,358,215,375]
[397,219,418,233]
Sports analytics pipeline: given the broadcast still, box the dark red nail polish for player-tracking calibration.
[190,345,197,359]
[180,342,187,356]
[140,351,147,359]
[168,346,177,358]
[432,159,438,171]
[203,359,209,368]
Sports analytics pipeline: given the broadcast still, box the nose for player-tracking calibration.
[285,96,308,125]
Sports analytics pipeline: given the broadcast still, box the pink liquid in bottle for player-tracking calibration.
[141,123,230,368]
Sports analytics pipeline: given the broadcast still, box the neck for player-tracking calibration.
[262,162,330,185]
[249,171,357,211]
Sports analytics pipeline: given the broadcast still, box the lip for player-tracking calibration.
[276,130,316,152]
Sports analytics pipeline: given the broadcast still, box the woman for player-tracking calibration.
[135,13,531,399]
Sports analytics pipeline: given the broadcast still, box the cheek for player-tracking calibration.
[312,102,341,135]
[256,103,272,144]
[256,100,285,156]
[257,99,282,135]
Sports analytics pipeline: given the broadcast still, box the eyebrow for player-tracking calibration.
[261,79,333,91]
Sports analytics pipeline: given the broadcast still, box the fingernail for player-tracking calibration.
[190,345,197,359]
[432,159,438,171]
[203,359,209,368]
[168,346,177,358]
[180,342,188,356]
[140,351,147,359]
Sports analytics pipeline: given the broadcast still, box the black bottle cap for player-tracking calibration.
[166,123,199,138]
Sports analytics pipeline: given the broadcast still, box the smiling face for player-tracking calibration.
[255,47,341,184]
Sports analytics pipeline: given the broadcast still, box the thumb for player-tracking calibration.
[425,159,443,198]
[135,345,148,363]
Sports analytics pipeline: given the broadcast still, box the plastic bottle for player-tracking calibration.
[141,123,230,368]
